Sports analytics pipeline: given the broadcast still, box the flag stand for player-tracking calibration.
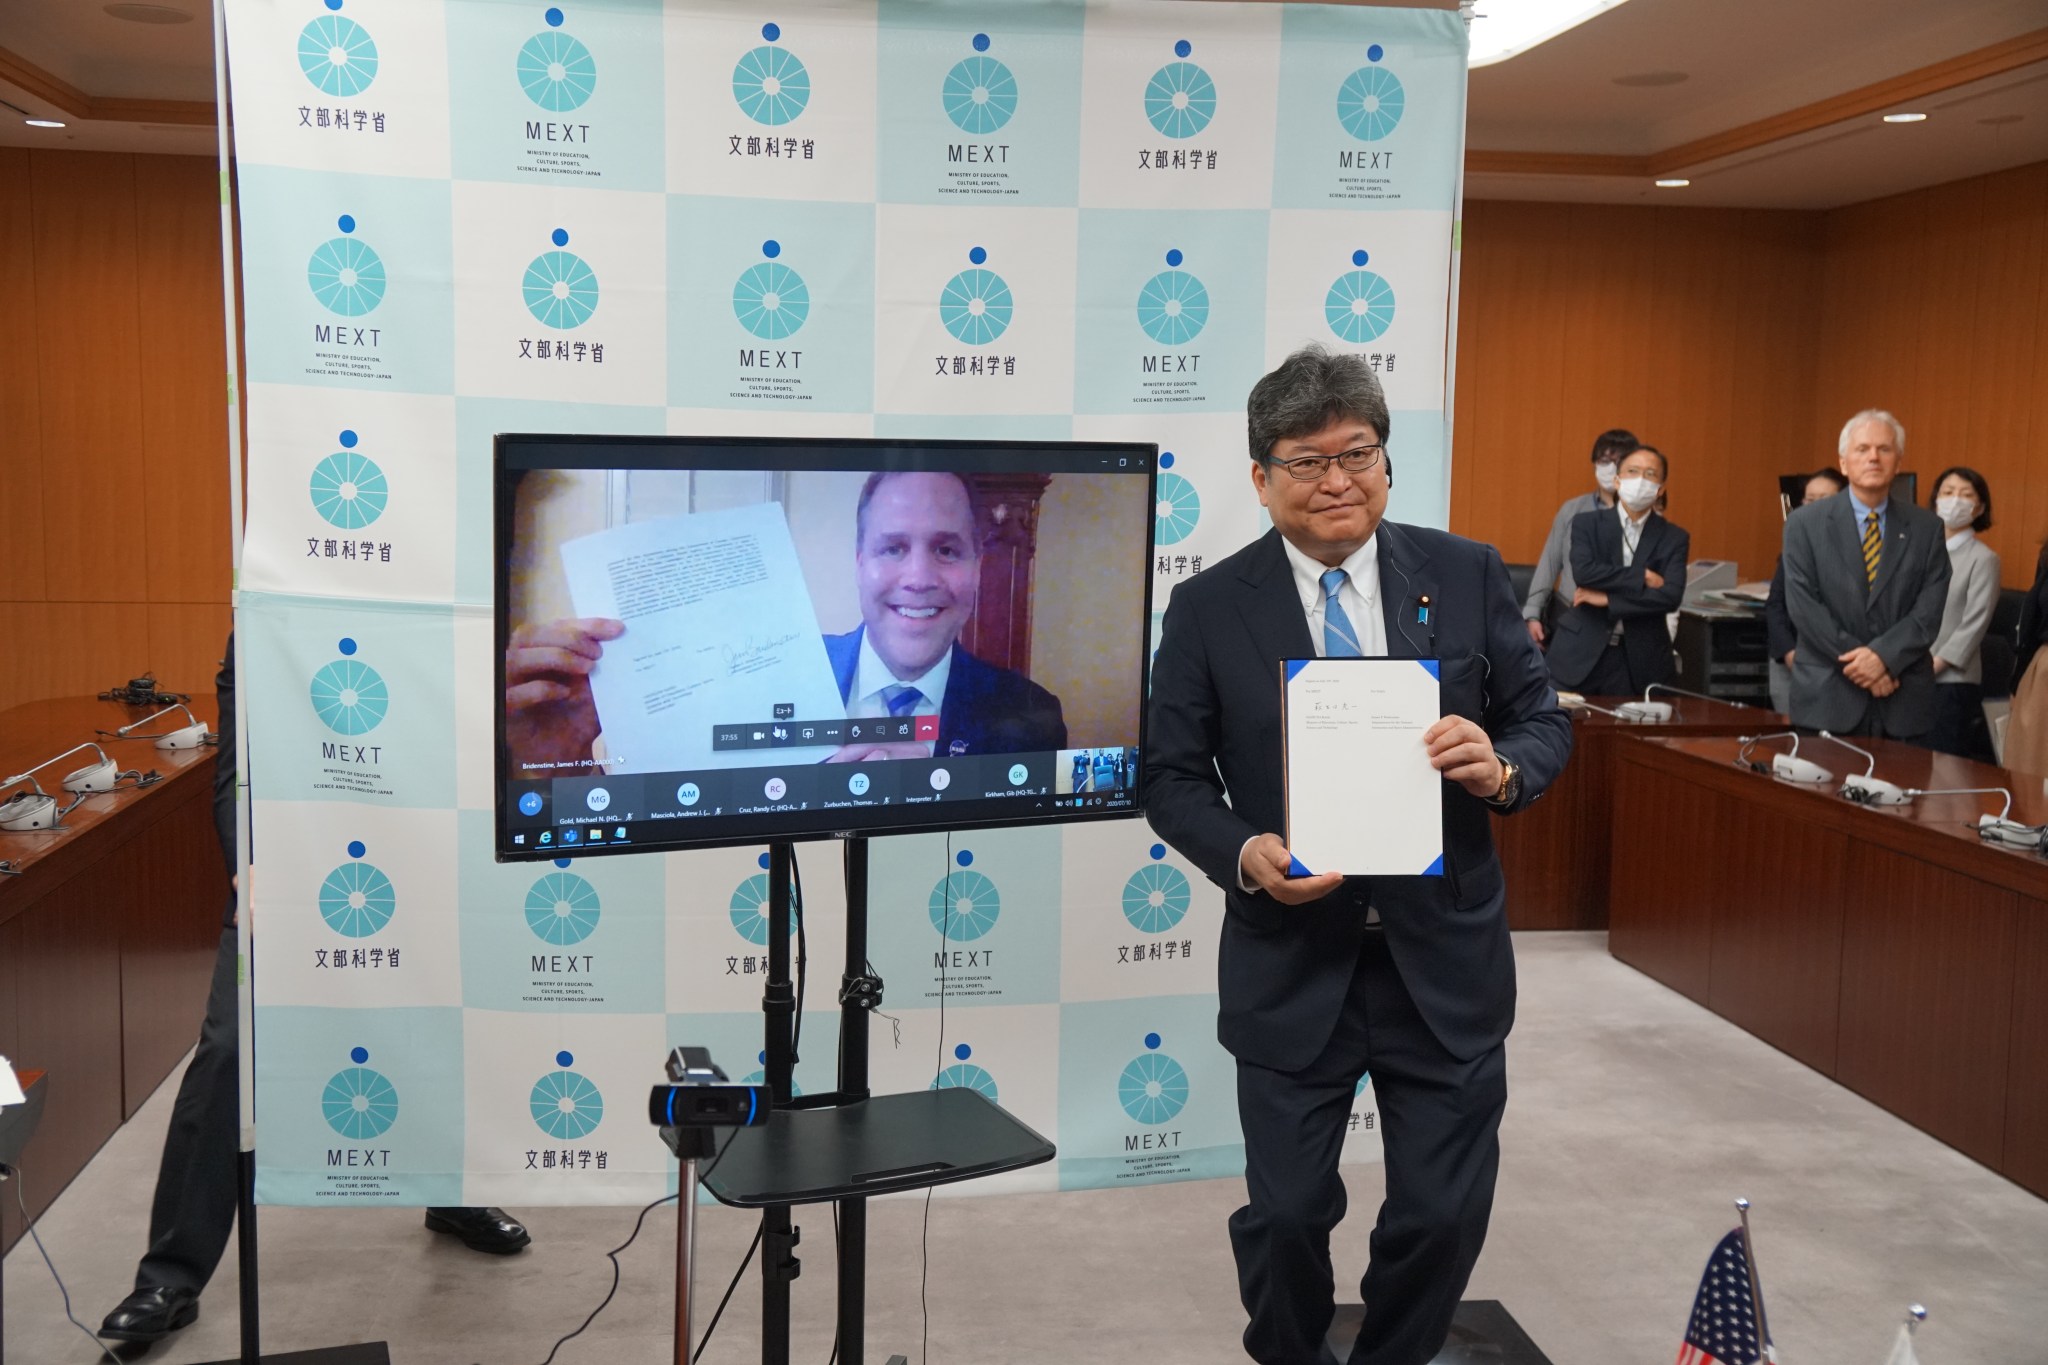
[1734,1198,1775,1363]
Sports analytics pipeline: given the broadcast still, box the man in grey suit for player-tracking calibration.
[1781,409,1950,741]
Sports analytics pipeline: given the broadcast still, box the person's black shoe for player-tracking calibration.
[99,1285,200,1343]
[424,1205,531,1255]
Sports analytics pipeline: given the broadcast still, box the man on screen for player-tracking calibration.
[505,469,1065,768]
[1145,346,1571,1365]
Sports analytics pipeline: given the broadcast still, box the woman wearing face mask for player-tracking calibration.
[1522,428,1638,647]
[1546,445,1691,696]
[1924,466,2000,761]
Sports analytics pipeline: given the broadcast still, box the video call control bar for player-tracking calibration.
[710,714,934,751]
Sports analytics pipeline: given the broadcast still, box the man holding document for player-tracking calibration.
[504,469,1065,773]
[1145,346,1571,1365]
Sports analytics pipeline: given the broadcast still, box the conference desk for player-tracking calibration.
[1609,735,2048,1199]
[0,695,228,1254]
[1494,696,1782,930]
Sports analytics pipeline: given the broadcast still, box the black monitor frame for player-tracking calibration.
[492,433,1159,861]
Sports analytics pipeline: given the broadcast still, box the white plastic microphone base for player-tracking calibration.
[1841,774,1910,805]
[1771,754,1833,785]
[155,724,211,751]
[62,759,121,794]
[1614,700,1673,723]
[0,792,59,831]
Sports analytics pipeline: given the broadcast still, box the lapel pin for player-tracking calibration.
[1418,594,1431,625]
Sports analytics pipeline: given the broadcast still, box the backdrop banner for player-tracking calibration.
[225,0,1465,1206]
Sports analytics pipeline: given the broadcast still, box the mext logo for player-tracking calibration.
[310,635,388,763]
[323,1044,397,1168]
[1119,1031,1188,1151]
[930,847,999,970]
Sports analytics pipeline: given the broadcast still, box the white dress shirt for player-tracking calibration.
[847,632,952,755]
[1241,534,1386,917]
[1279,532,1387,657]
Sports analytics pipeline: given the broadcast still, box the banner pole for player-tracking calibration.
[210,3,260,1362]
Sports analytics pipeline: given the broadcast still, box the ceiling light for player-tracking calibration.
[25,119,66,129]
[103,3,195,22]
[1468,0,1634,68]
[1654,178,1690,188]
[1882,112,1928,124]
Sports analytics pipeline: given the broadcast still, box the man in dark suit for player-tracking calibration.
[1545,444,1690,696]
[1782,410,1950,740]
[1145,346,1572,1365]
[102,638,529,1347]
[821,470,1065,761]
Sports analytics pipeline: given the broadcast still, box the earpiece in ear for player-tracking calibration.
[1383,455,1394,488]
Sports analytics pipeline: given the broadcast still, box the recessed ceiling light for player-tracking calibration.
[1882,112,1928,124]
[25,119,66,129]
[1654,178,1690,188]
[1613,71,1689,88]
[103,3,195,22]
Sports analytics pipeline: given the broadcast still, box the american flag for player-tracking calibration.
[1676,1228,1771,1365]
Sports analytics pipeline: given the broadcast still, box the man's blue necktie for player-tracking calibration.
[881,683,923,716]
[1321,568,1363,658]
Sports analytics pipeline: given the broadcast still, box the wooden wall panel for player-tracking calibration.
[0,148,47,603]
[30,151,149,605]
[1810,161,2048,588]
[2,149,233,714]
[1450,201,1827,583]
[134,155,232,608]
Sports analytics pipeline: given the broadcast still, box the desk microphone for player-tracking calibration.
[1631,682,1756,723]
[114,703,211,750]
[0,772,58,833]
[1734,732,1832,784]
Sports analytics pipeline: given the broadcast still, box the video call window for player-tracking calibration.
[494,435,1156,858]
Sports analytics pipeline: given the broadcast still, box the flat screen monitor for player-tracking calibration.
[494,434,1157,860]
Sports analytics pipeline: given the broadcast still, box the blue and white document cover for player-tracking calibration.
[1281,658,1444,878]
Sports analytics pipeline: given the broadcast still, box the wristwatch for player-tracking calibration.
[1483,759,1521,808]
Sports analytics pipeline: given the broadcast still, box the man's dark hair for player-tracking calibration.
[1592,428,1638,465]
[1808,468,1848,493]
[1626,444,1669,481]
[854,469,986,554]
[1246,344,1391,465]
[1928,465,1993,533]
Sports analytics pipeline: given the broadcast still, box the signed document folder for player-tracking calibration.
[1281,657,1444,877]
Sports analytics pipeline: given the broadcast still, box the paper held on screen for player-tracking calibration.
[1282,658,1444,877]
[0,1057,25,1106]
[558,502,846,773]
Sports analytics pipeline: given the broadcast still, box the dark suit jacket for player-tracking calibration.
[823,626,1067,756]
[1545,508,1689,691]
[1765,558,1795,665]
[1143,523,1573,1070]
[1782,494,1950,735]
[215,632,238,927]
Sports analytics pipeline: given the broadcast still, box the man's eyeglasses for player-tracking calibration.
[1266,445,1386,482]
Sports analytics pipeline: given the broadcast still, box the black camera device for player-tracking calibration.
[647,1046,773,1129]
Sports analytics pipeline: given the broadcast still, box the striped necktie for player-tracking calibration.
[881,683,923,716]
[1862,511,1882,587]
[1321,569,1363,658]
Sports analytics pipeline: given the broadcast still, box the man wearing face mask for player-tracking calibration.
[1766,469,1848,714]
[1926,465,2001,761]
[1544,445,1689,696]
[1781,409,1950,742]
[1522,429,1637,647]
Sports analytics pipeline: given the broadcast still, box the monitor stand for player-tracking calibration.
[697,837,1055,1365]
